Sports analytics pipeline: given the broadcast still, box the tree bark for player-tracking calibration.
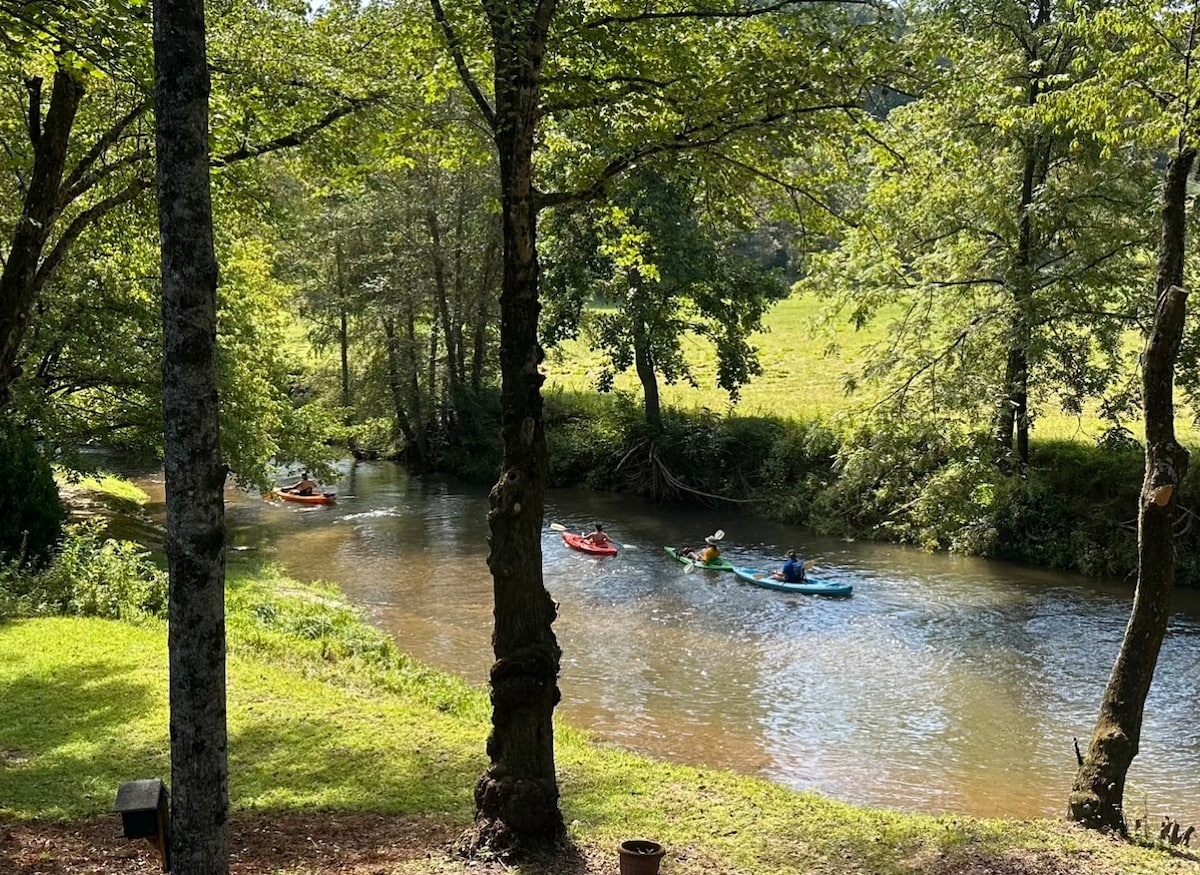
[0,70,84,408]
[1068,146,1195,832]
[629,272,662,431]
[469,0,564,853]
[152,0,229,872]
[335,240,351,410]
[382,316,422,467]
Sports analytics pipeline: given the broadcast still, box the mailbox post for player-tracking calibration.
[114,778,170,871]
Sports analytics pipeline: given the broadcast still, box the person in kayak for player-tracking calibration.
[582,523,613,548]
[284,471,320,496]
[771,550,805,583]
[681,536,721,563]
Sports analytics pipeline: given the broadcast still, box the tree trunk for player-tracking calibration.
[471,220,501,394]
[427,205,460,399]
[406,301,431,464]
[452,190,468,389]
[629,272,662,432]
[382,316,422,467]
[152,1,229,872]
[335,240,351,410]
[469,0,564,853]
[0,70,84,408]
[1068,146,1195,832]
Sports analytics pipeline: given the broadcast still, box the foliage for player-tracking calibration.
[542,168,783,423]
[0,518,165,620]
[0,420,66,568]
[803,0,1156,452]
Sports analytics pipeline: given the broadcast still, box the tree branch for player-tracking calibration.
[211,93,383,167]
[712,150,858,227]
[428,0,496,130]
[33,176,151,297]
[586,0,881,28]
[59,96,151,206]
[539,101,855,209]
[25,76,41,146]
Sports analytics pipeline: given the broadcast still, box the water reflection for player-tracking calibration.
[129,458,1200,822]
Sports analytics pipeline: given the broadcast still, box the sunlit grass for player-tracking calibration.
[0,561,1196,873]
[544,292,1181,444]
[53,468,151,516]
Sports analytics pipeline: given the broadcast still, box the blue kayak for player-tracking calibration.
[664,546,734,571]
[732,566,853,597]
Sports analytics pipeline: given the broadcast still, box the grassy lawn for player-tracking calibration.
[544,293,1157,443]
[1,559,1195,874]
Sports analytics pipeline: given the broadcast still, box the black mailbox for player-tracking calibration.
[114,778,170,871]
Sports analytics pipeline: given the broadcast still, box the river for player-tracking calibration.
[136,459,1200,824]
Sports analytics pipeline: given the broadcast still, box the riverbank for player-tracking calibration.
[437,389,1185,587]
[1,534,1198,874]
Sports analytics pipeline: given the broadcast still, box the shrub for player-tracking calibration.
[0,420,66,567]
[0,520,167,620]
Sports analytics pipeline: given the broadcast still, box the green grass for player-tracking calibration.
[0,559,1195,873]
[544,293,1172,444]
[54,468,150,516]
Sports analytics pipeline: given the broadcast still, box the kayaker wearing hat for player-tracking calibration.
[770,550,805,582]
[681,534,722,564]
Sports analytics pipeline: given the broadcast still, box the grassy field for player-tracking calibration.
[1,559,1197,874]
[543,293,1146,443]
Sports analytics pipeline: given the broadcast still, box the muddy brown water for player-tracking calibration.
[130,459,1200,824]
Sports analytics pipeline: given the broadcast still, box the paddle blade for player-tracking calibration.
[804,559,815,569]
[684,560,695,573]
[753,573,766,580]
[549,522,568,532]
[622,543,638,550]
[712,529,725,541]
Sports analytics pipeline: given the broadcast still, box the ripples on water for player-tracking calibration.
[137,459,1200,823]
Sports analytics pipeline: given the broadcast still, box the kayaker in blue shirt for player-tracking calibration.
[771,550,805,583]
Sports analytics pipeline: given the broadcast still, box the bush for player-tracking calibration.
[0,520,167,620]
[0,420,66,567]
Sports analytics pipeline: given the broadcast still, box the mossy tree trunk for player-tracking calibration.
[1068,145,1194,832]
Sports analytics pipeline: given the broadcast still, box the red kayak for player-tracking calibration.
[269,490,337,506]
[562,532,617,556]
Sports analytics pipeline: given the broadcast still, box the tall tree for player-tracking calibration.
[429,0,892,852]
[542,167,782,432]
[0,0,384,412]
[1068,0,1198,832]
[806,0,1153,460]
[153,0,228,872]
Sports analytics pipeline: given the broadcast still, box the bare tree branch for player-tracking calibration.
[585,0,881,28]
[211,93,382,166]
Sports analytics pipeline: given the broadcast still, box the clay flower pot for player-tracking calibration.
[619,839,666,875]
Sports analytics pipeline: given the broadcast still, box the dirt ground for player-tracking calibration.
[2,813,1192,875]
[2,814,492,875]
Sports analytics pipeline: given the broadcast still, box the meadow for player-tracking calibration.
[542,292,1148,444]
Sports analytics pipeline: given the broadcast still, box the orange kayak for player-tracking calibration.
[269,490,336,506]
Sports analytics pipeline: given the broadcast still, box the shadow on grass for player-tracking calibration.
[0,660,168,819]
[227,713,482,819]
